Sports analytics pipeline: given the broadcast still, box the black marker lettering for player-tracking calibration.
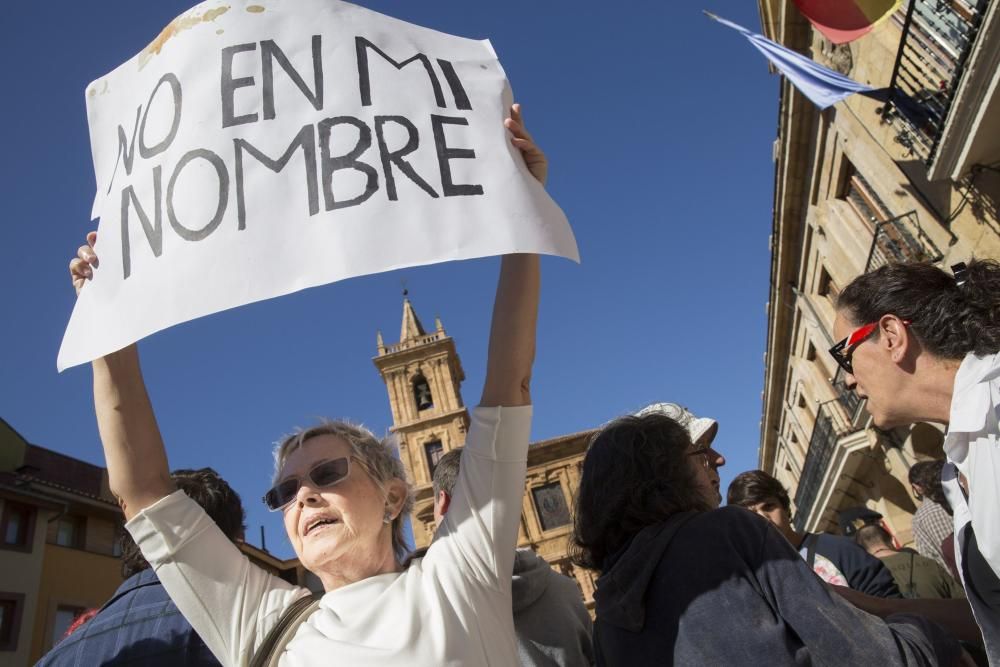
[355,36,445,108]
[374,116,438,200]
[431,115,484,197]
[166,149,230,241]
[120,166,163,280]
[261,35,324,121]
[234,124,319,229]
[221,43,259,128]
[319,116,379,210]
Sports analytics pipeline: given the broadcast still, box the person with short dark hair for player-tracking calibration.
[727,470,901,598]
[833,259,1000,661]
[37,468,245,666]
[572,412,962,666]
[431,447,594,667]
[855,524,964,600]
[908,460,954,573]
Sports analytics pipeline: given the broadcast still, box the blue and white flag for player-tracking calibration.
[707,12,875,109]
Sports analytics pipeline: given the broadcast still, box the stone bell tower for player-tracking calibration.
[373,294,469,549]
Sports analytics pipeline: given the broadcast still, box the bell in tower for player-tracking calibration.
[413,374,434,411]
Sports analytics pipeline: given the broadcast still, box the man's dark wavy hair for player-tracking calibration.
[569,413,710,572]
[120,468,245,578]
[837,259,1000,359]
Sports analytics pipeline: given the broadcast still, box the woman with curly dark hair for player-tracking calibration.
[570,412,962,666]
[832,259,1000,662]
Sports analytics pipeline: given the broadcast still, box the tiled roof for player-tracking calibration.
[1,443,117,506]
[529,429,596,449]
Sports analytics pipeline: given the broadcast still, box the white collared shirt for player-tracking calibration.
[943,351,1000,582]
[942,352,1000,664]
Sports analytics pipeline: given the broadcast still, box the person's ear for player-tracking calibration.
[434,490,452,517]
[384,479,408,520]
[879,314,910,363]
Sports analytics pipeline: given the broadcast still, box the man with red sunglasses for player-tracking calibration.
[831,260,1000,664]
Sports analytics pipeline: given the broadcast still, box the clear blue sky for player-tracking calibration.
[1,1,778,558]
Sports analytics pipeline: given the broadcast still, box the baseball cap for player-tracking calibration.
[634,402,719,448]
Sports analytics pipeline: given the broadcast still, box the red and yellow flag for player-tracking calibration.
[793,0,903,44]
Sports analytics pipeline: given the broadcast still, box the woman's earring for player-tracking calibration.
[383,510,393,524]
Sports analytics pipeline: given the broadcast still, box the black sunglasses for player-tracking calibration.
[828,321,878,375]
[829,318,911,375]
[263,457,352,511]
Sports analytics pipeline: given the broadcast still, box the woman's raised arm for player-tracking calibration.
[71,232,175,518]
[479,105,544,408]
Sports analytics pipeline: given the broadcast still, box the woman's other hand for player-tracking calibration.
[70,231,99,296]
[505,103,547,186]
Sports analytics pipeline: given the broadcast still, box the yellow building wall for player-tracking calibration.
[0,500,51,667]
[29,544,122,663]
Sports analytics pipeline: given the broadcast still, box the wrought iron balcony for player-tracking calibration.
[864,210,944,273]
[793,399,863,530]
[831,368,865,425]
[880,0,990,164]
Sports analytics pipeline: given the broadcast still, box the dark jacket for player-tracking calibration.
[36,569,220,666]
[800,532,902,597]
[592,506,960,666]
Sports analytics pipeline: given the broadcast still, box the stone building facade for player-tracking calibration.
[758,0,1000,541]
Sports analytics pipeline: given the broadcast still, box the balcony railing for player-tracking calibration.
[831,367,865,425]
[864,211,944,273]
[880,0,990,164]
[382,330,447,354]
[793,399,863,530]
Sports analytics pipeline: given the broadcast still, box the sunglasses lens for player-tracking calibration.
[264,478,300,511]
[311,458,350,488]
[830,340,850,375]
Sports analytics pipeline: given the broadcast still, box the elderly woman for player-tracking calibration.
[570,411,963,666]
[69,106,544,666]
[831,259,1000,663]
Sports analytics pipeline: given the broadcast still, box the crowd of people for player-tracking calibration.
[44,109,1000,666]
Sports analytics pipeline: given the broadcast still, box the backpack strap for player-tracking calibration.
[908,551,916,594]
[249,594,321,667]
[803,533,819,570]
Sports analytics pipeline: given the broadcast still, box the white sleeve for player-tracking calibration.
[427,405,532,588]
[968,430,1000,580]
[127,490,310,667]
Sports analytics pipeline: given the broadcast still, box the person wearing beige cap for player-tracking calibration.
[634,402,723,506]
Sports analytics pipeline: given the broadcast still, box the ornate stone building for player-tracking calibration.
[374,297,597,608]
[758,0,1000,541]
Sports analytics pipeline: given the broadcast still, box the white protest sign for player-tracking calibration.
[57,0,578,371]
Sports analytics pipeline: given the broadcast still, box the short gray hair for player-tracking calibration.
[273,421,415,562]
[431,447,464,497]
